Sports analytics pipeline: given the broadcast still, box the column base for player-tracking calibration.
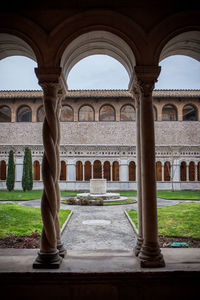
[138,242,165,268]
[134,236,143,257]
[57,243,67,258]
[33,250,62,269]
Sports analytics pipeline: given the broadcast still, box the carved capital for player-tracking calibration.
[134,66,161,97]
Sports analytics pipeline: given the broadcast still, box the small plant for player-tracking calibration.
[6,150,15,191]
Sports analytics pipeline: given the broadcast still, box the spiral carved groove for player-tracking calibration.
[40,84,59,253]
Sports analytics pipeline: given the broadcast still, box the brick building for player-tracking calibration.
[0,89,200,191]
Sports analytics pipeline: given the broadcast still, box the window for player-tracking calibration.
[17,105,32,122]
[61,105,74,122]
[198,162,200,181]
[129,161,136,181]
[103,161,110,181]
[189,161,195,181]
[162,104,177,121]
[78,105,94,121]
[93,160,102,179]
[112,161,119,181]
[120,105,135,121]
[164,161,171,181]
[85,161,92,181]
[0,160,6,180]
[60,161,66,180]
[33,161,40,180]
[99,105,115,121]
[37,106,45,122]
[76,161,83,181]
[0,106,11,122]
[183,104,198,121]
[180,161,187,181]
[156,161,162,181]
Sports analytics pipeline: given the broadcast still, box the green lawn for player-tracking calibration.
[0,190,78,200]
[0,203,71,238]
[156,190,200,200]
[127,202,200,239]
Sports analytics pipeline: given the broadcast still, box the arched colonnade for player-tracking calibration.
[1,9,200,268]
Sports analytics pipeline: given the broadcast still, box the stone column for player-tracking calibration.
[162,162,165,182]
[83,162,85,181]
[133,87,143,256]
[67,161,76,181]
[110,163,113,181]
[119,160,129,181]
[91,162,94,179]
[135,66,165,268]
[33,67,67,269]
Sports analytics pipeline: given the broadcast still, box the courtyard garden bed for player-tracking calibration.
[127,202,200,248]
[0,203,71,248]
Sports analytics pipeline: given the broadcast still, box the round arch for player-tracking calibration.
[60,30,136,86]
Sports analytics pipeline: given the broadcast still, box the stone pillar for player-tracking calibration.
[119,160,129,181]
[135,66,165,268]
[162,162,165,182]
[91,162,94,179]
[83,162,85,181]
[33,67,67,269]
[172,159,180,182]
[15,157,23,182]
[133,88,143,256]
[110,164,113,181]
[67,161,76,181]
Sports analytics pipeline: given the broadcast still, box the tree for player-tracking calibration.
[6,150,15,191]
[22,147,33,191]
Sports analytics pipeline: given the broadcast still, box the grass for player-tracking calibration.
[156,190,200,200]
[127,202,200,239]
[0,203,71,238]
[0,190,78,200]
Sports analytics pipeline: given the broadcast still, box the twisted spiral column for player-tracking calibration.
[33,82,62,268]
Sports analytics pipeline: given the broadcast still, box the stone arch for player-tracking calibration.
[198,162,200,181]
[153,105,157,121]
[76,161,83,181]
[17,105,32,122]
[59,30,137,87]
[164,161,171,181]
[112,161,119,182]
[37,105,45,122]
[93,160,102,179]
[120,104,136,121]
[78,105,95,122]
[61,105,74,122]
[85,161,92,181]
[162,104,177,121]
[99,104,115,121]
[0,105,11,122]
[183,104,198,121]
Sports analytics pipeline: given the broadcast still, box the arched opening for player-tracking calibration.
[37,106,45,122]
[120,105,135,121]
[162,104,177,121]
[129,161,136,181]
[103,161,110,181]
[164,161,171,181]
[0,105,11,122]
[76,161,83,181]
[0,160,6,180]
[99,104,115,121]
[153,106,157,121]
[85,161,91,181]
[61,105,74,122]
[189,161,195,181]
[156,161,162,181]
[33,161,40,181]
[61,31,136,90]
[112,161,119,181]
[60,161,66,181]
[78,105,94,122]
[180,161,187,181]
[183,104,198,121]
[17,105,32,122]
[93,160,102,179]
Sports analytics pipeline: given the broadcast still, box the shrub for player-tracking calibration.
[6,150,15,191]
[22,147,33,191]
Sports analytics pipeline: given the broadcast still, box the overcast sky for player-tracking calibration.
[0,54,199,90]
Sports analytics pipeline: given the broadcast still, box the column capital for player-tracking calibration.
[35,67,68,97]
[134,66,161,97]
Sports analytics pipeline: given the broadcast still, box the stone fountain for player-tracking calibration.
[76,179,127,202]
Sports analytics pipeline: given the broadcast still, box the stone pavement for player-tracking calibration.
[14,197,184,252]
